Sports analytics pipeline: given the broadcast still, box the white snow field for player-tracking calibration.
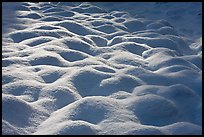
[2,2,202,135]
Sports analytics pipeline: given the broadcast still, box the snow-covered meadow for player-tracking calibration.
[2,2,202,135]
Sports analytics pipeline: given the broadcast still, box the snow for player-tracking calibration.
[2,2,202,135]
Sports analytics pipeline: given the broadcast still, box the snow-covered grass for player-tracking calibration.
[2,2,202,135]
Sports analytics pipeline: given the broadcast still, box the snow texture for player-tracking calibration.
[2,2,202,135]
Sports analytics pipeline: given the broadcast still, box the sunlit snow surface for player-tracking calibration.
[2,2,202,135]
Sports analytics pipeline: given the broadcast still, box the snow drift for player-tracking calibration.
[2,2,202,135]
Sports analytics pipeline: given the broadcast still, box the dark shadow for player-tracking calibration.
[2,2,20,35]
